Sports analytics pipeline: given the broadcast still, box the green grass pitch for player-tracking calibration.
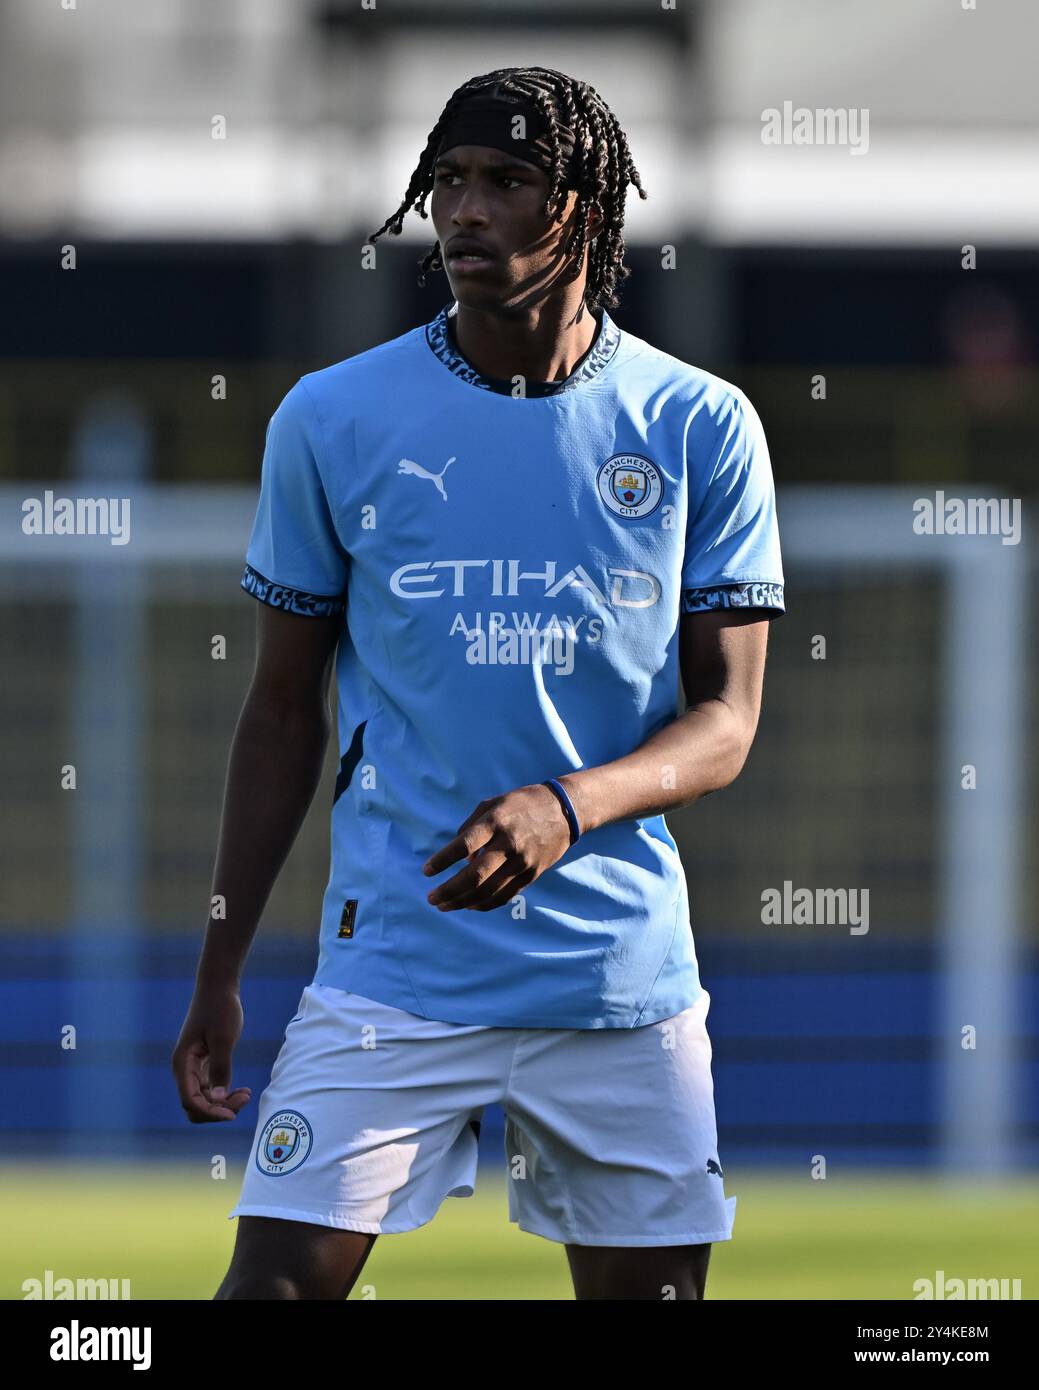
[4,1164,1036,1300]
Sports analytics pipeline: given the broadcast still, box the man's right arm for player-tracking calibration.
[171,601,342,1123]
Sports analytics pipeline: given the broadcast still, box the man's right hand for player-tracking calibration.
[171,984,253,1123]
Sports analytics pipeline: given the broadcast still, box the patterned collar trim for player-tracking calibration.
[425,301,621,396]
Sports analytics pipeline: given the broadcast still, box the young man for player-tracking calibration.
[173,66,785,1301]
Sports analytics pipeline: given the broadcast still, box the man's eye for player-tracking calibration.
[499,177,523,189]
[436,172,461,185]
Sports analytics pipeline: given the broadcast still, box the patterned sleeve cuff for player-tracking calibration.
[240,563,346,618]
[681,581,785,615]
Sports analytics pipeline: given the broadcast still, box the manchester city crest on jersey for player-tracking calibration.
[256,1110,313,1176]
[596,455,664,519]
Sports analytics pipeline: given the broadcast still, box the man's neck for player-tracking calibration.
[450,297,600,386]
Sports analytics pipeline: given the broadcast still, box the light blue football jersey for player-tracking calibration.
[241,302,785,1028]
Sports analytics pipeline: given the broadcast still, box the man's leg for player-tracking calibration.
[215,1216,378,1300]
[507,992,730,1300]
[565,1242,712,1301]
[223,986,497,1299]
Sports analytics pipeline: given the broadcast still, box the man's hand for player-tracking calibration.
[422,784,574,912]
[171,983,253,1123]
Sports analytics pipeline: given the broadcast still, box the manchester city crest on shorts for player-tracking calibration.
[256,1110,313,1176]
[596,454,663,519]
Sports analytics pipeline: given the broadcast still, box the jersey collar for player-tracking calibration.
[425,300,621,396]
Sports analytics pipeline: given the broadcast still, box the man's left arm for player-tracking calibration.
[559,608,770,835]
[423,609,771,911]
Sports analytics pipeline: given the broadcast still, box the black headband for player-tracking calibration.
[435,91,577,180]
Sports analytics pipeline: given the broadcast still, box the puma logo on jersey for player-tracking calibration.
[397,456,456,501]
[706,1158,724,1178]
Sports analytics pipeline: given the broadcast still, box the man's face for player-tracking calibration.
[430,144,591,310]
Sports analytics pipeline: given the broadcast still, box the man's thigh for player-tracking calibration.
[216,1216,377,1300]
[504,990,736,1254]
[565,1241,712,1301]
[229,984,508,1237]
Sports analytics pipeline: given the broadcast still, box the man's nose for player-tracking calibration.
[451,188,489,226]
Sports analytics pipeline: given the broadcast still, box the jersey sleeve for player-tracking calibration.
[681,388,785,616]
[240,378,348,619]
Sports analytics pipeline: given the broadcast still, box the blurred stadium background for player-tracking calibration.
[1,0,1037,1299]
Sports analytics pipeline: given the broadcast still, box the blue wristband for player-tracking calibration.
[543,777,581,846]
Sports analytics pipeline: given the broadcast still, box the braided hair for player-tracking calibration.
[367,66,647,311]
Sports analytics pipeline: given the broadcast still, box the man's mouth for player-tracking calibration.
[445,241,496,272]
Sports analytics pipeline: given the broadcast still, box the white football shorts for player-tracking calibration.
[229,982,736,1247]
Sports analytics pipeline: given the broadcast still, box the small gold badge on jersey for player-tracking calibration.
[596,455,663,519]
[338,899,358,938]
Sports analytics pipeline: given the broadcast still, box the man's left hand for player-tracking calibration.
[422,784,575,912]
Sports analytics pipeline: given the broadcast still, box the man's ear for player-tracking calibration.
[585,205,604,242]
